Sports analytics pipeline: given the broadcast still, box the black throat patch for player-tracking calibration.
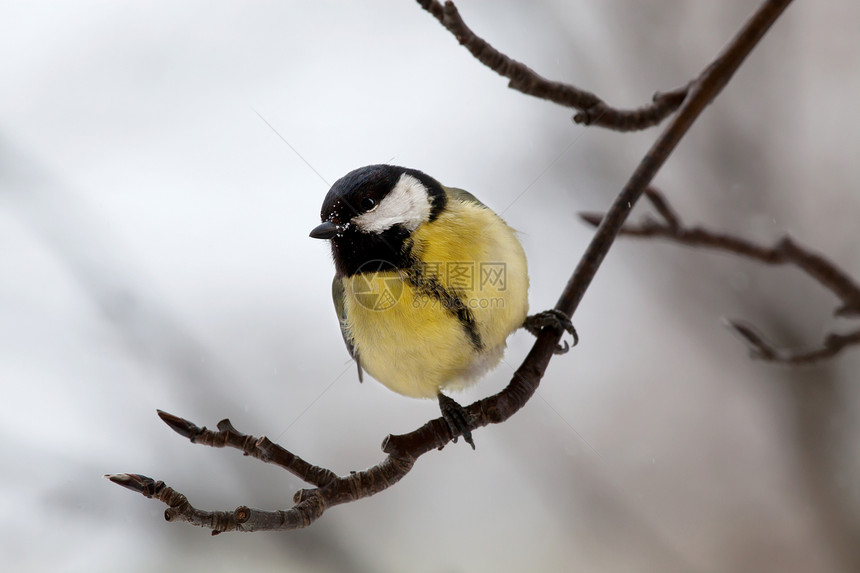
[330,225,412,277]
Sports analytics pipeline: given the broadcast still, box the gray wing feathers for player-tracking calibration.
[444,186,488,209]
[332,275,363,382]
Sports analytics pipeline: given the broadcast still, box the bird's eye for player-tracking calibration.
[360,197,377,211]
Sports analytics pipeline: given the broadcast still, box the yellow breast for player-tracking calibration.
[341,198,529,399]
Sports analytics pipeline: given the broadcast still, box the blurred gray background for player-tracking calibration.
[2,1,859,572]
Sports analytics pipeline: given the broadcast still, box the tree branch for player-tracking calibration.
[581,187,860,363]
[417,0,690,131]
[109,0,795,532]
[727,321,860,364]
[107,333,559,533]
[555,0,793,318]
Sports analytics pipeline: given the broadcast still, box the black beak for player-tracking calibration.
[309,221,341,240]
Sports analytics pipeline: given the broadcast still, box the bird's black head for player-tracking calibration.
[310,165,447,276]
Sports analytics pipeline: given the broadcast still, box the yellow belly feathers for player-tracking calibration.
[341,198,529,398]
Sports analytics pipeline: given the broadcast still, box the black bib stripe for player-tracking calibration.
[405,260,483,351]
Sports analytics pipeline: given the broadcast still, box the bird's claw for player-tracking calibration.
[523,309,578,354]
[438,394,475,450]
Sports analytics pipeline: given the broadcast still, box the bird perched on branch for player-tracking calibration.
[311,165,575,448]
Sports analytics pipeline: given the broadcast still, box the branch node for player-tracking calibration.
[234,506,251,523]
[255,436,275,461]
[577,212,604,227]
[573,105,600,126]
[644,187,681,229]
[216,418,238,433]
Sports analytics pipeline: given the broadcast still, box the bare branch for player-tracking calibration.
[110,0,795,532]
[107,334,560,533]
[107,411,419,533]
[106,471,328,533]
[727,321,860,364]
[581,188,860,362]
[555,0,793,318]
[156,411,340,487]
[417,0,689,131]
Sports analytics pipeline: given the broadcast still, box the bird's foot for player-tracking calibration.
[438,393,475,450]
[523,309,578,354]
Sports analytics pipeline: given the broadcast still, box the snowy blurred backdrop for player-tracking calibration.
[2,1,859,572]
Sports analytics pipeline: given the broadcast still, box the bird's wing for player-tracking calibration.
[332,274,363,382]
[444,185,488,209]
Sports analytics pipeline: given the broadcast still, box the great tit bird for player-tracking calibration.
[310,165,575,448]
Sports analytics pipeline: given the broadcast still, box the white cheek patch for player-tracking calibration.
[353,173,432,233]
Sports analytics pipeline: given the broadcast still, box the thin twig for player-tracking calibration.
[581,188,860,363]
[109,0,795,532]
[727,321,860,364]
[417,0,689,131]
